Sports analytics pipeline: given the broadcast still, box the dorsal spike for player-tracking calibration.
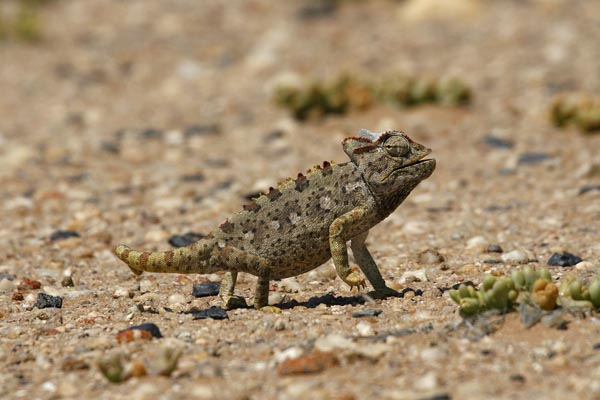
[295,173,309,192]
[266,187,282,201]
[322,160,333,175]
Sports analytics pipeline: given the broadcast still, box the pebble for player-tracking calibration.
[274,346,304,364]
[113,287,132,298]
[36,293,63,309]
[355,321,374,336]
[279,278,302,293]
[117,323,163,344]
[501,249,529,264]
[61,276,74,287]
[486,244,503,253]
[139,279,157,293]
[466,236,489,250]
[483,134,514,149]
[414,372,438,391]
[192,306,228,320]
[547,252,582,267]
[576,261,595,271]
[50,230,80,241]
[19,277,42,290]
[273,318,286,331]
[168,232,206,247]
[192,282,220,297]
[277,351,339,376]
[352,309,382,318]
[518,152,551,165]
[168,293,186,306]
[399,269,428,283]
[0,278,16,291]
[419,248,445,264]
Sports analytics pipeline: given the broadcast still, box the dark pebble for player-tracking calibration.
[297,0,337,20]
[142,128,162,139]
[192,306,228,320]
[578,184,600,195]
[192,282,221,297]
[510,373,526,383]
[593,343,600,350]
[352,309,383,318]
[486,244,503,253]
[547,252,582,267]
[184,124,221,137]
[50,230,80,241]
[483,135,514,149]
[36,293,63,309]
[0,273,15,281]
[181,173,205,182]
[418,393,452,400]
[483,259,503,264]
[120,323,163,338]
[168,232,206,247]
[518,152,551,165]
[61,276,74,287]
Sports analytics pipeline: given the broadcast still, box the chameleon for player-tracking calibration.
[115,129,436,309]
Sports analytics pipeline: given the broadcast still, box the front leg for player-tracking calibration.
[329,207,368,290]
[351,231,399,298]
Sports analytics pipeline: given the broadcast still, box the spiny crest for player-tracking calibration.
[295,172,309,192]
[243,202,261,212]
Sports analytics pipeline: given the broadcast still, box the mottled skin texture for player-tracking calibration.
[115,129,436,308]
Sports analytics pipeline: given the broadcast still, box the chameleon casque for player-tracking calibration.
[115,129,436,309]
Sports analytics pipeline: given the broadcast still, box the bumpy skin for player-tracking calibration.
[115,129,436,308]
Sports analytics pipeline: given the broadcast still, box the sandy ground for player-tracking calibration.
[1,0,600,399]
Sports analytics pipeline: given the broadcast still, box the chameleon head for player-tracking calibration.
[343,129,436,212]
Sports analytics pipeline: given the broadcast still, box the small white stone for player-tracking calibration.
[501,249,529,264]
[399,268,428,284]
[0,278,15,291]
[139,279,157,293]
[41,381,57,393]
[466,236,488,250]
[420,347,444,363]
[113,287,131,298]
[274,346,304,364]
[314,334,355,352]
[168,293,186,305]
[356,321,373,336]
[279,278,302,293]
[413,372,438,391]
[191,384,214,399]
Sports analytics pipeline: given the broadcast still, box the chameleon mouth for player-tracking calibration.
[381,158,436,182]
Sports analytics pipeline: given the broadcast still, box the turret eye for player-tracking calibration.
[383,137,410,157]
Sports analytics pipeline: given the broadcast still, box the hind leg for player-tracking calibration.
[218,272,248,309]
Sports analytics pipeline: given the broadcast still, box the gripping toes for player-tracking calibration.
[343,271,366,290]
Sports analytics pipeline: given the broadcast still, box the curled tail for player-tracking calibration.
[115,238,215,275]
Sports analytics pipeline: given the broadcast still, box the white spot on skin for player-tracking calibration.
[319,196,333,210]
[269,220,281,230]
[288,212,301,225]
[244,231,254,241]
[344,182,361,193]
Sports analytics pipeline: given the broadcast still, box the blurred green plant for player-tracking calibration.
[0,0,56,43]
[551,97,600,133]
[448,266,600,318]
[275,74,472,121]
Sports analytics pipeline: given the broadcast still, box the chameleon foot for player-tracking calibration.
[343,271,367,290]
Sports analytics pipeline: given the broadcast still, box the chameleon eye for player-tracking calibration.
[383,137,410,157]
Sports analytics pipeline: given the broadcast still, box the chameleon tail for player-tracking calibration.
[115,239,214,275]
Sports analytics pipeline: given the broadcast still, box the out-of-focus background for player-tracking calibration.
[1,1,600,398]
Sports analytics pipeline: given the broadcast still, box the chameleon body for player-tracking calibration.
[115,129,436,308]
